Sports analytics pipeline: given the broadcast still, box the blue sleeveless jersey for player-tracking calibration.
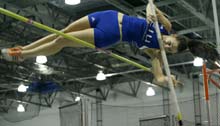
[122,15,170,49]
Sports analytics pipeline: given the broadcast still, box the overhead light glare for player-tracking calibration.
[18,84,28,92]
[65,0,81,5]
[36,55,47,64]
[146,87,155,96]
[96,71,106,81]
[193,57,203,67]
[17,104,25,112]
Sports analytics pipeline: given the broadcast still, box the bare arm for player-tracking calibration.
[143,49,179,86]
[146,3,172,32]
[156,8,172,32]
[143,49,167,84]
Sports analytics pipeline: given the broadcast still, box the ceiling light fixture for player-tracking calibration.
[36,55,47,64]
[193,57,203,67]
[17,104,25,112]
[146,87,155,96]
[18,84,28,92]
[96,70,106,81]
[75,96,81,102]
[65,0,81,5]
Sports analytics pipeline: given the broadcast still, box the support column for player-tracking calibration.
[192,74,202,126]
[212,0,220,52]
[81,96,88,126]
[162,88,170,126]
[96,89,103,126]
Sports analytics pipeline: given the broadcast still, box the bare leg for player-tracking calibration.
[21,28,94,59]
[22,16,91,50]
[118,12,123,41]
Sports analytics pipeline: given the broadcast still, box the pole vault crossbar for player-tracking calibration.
[0,7,151,72]
[148,0,183,125]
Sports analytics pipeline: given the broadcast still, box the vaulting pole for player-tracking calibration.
[148,0,183,125]
[0,7,151,72]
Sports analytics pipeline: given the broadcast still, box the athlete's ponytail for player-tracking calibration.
[187,39,219,62]
[176,35,219,62]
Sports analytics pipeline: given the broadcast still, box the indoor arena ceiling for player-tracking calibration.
[0,0,219,109]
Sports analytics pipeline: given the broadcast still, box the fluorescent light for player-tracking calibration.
[36,55,47,64]
[17,104,25,112]
[18,84,28,92]
[193,57,203,67]
[215,61,220,68]
[146,87,155,96]
[96,71,106,81]
[65,0,81,5]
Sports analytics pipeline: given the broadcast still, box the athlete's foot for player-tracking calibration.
[1,48,24,62]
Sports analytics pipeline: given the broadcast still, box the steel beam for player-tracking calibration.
[170,15,195,22]
[134,0,178,12]
[105,0,135,15]
[178,0,214,29]
[177,26,210,35]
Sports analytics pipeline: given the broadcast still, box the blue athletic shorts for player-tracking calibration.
[88,10,120,48]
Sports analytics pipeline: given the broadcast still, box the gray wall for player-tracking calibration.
[0,105,60,126]
[0,74,220,126]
